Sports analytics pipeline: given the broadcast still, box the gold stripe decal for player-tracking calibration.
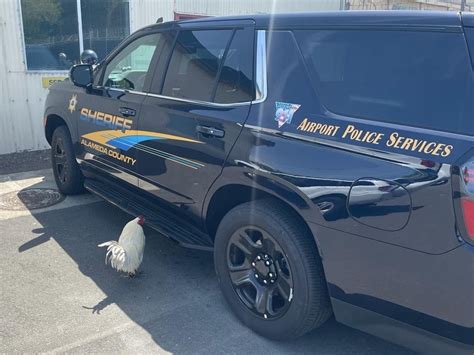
[81,130,201,147]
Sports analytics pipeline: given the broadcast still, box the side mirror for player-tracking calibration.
[80,49,98,65]
[70,64,93,88]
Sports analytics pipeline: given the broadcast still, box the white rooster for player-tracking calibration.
[98,215,146,277]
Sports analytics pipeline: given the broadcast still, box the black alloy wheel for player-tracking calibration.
[227,226,293,319]
[51,125,84,195]
[53,136,69,185]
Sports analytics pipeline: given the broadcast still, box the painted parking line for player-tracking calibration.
[0,169,100,221]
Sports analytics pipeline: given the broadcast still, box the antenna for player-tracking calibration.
[156,17,163,24]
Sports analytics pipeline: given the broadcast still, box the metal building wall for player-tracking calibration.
[174,0,341,16]
[0,0,62,154]
[130,0,174,31]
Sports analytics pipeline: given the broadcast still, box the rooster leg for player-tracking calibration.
[128,270,142,278]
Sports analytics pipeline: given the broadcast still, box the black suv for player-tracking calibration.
[44,11,474,353]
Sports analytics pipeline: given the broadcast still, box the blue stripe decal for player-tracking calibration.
[105,135,204,169]
[107,135,165,151]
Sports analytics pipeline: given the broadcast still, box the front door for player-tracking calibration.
[135,24,255,218]
[76,32,163,185]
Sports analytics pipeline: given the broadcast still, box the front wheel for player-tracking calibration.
[51,125,84,195]
[214,199,332,340]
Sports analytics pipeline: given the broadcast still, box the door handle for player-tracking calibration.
[196,125,225,138]
[119,107,136,117]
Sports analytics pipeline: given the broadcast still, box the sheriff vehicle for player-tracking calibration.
[44,11,474,354]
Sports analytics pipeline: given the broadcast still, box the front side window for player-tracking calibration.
[295,30,473,135]
[162,30,233,101]
[21,0,130,71]
[102,33,161,91]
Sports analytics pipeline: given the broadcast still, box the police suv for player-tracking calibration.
[44,11,474,354]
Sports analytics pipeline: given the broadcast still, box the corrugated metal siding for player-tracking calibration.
[0,0,72,154]
[130,0,175,31]
[174,0,341,16]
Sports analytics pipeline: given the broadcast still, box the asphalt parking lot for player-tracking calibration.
[0,166,415,354]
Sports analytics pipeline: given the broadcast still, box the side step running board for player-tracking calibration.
[84,179,213,251]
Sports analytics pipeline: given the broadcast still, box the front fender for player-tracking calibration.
[44,104,78,143]
[44,81,81,142]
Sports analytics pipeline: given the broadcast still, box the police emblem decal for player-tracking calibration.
[275,102,301,128]
[68,94,78,113]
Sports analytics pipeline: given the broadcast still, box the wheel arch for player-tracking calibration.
[44,104,77,145]
[204,181,324,259]
[45,114,69,145]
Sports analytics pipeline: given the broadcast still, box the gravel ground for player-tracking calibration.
[0,149,51,175]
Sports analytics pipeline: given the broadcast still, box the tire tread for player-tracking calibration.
[251,199,332,338]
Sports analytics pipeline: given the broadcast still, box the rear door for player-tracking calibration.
[135,22,255,217]
[76,32,163,185]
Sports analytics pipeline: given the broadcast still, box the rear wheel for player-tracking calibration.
[51,125,84,195]
[214,199,332,340]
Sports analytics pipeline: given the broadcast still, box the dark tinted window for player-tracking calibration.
[295,30,473,135]
[214,29,255,103]
[148,31,177,93]
[162,30,233,101]
[464,27,474,67]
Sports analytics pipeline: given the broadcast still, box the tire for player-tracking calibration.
[214,199,332,340]
[51,125,84,195]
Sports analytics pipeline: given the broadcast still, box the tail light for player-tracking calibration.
[461,199,474,237]
[462,163,474,187]
[461,161,474,239]
[454,157,474,243]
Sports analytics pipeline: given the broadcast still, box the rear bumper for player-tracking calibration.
[310,222,474,352]
[332,298,473,354]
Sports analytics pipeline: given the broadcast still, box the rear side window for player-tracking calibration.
[214,29,255,103]
[295,30,473,135]
[162,30,233,101]
[464,27,474,67]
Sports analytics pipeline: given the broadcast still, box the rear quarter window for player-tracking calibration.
[295,29,474,136]
[214,29,255,104]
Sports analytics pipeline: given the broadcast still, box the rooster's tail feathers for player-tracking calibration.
[98,241,115,248]
[98,241,126,268]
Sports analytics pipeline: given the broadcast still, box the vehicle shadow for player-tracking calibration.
[17,197,413,354]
